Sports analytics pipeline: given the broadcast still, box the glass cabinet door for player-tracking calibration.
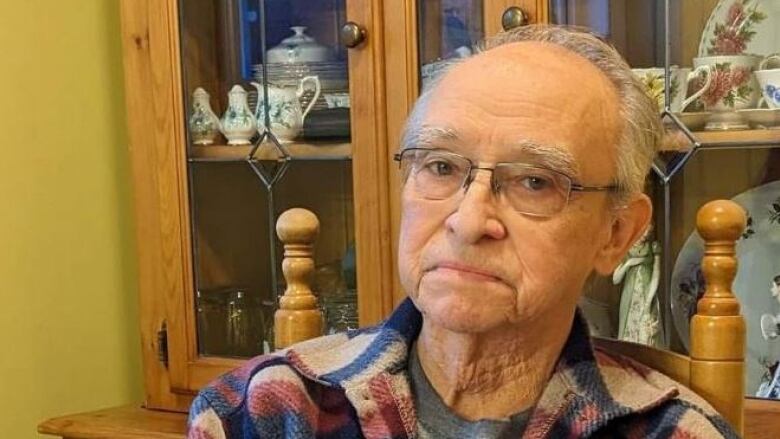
[551,0,780,403]
[180,0,359,360]
[549,0,665,67]
[662,0,780,404]
[418,0,485,91]
[416,1,541,91]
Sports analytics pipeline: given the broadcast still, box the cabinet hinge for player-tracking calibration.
[157,321,169,368]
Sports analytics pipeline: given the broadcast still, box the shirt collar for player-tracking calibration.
[289,298,679,436]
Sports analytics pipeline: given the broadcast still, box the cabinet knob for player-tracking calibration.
[341,22,367,48]
[502,6,529,31]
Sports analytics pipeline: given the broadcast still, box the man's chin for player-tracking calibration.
[413,294,511,334]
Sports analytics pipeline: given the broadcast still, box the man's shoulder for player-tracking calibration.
[600,397,740,439]
[186,301,423,439]
[187,328,386,438]
[591,346,713,412]
[591,348,739,439]
[189,326,384,419]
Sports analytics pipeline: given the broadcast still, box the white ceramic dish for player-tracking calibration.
[252,62,348,91]
[738,108,780,128]
[673,111,711,131]
[324,93,350,109]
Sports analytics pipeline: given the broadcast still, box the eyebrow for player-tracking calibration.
[510,140,579,178]
[401,125,460,150]
[402,125,580,178]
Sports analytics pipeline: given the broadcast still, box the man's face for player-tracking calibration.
[398,42,638,333]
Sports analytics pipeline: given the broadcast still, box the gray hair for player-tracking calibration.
[403,25,661,198]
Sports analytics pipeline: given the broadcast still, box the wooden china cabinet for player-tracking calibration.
[39,0,780,438]
[103,0,544,415]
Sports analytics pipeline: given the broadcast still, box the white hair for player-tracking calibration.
[403,25,661,199]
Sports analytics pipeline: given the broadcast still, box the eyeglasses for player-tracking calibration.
[393,148,618,217]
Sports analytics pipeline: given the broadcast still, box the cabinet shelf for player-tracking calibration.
[189,141,352,162]
[695,130,780,148]
[661,129,780,152]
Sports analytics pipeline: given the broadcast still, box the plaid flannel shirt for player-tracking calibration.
[188,299,739,438]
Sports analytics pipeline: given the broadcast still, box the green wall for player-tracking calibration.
[0,1,144,437]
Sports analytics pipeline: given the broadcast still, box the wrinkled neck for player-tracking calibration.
[415,308,575,421]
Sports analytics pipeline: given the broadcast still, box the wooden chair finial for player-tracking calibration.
[276,208,319,245]
[695,200,746,314]
[274,208,323,349]
[696,199,747,244]
[690,199,746,434]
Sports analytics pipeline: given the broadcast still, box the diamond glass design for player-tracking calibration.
[653,111,697,182]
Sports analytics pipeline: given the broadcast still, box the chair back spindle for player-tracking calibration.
[593,199,746,435]
[274,208,323,349]
[690,200,747,433]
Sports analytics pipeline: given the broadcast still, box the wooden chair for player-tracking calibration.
[274,201,748,435]
[593,199,746,435]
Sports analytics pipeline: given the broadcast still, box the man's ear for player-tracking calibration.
[592,193,653,276]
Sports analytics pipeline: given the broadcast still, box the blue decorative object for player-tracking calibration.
[766,84,780,105]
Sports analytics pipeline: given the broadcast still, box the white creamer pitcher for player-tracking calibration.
[252,76,321,143]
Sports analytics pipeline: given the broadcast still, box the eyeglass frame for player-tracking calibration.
[392,147,620,217]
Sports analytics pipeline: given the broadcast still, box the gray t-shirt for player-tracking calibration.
[408,345,531,439]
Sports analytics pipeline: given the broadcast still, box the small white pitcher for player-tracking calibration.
[252,76,322,143]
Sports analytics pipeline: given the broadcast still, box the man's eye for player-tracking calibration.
[520,175,552,191]
[423,160,456,176]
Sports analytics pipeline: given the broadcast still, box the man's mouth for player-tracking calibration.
[430,261,503,282]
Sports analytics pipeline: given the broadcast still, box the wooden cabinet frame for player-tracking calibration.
[119,0,394,410]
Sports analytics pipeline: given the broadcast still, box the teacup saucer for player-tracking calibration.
[672,112,710,131]
[737,108,780,129]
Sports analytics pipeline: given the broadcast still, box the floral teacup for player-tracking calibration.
[756,54,780,109]
[692,55,761,129]
[631,66,712,113]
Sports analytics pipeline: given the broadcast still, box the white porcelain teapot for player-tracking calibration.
[252,76,321,143]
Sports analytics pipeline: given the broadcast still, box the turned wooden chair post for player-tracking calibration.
[690,200,747,434]
[274,208,323,349]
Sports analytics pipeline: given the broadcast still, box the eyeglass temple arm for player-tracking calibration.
[571,184,619,192]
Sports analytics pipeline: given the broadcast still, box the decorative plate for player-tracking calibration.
[697,0,780,58]
[671,179,780,395]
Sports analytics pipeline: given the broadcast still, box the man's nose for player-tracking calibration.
[444,171,506,243]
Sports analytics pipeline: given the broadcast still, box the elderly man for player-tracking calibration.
[188,26,738,439]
